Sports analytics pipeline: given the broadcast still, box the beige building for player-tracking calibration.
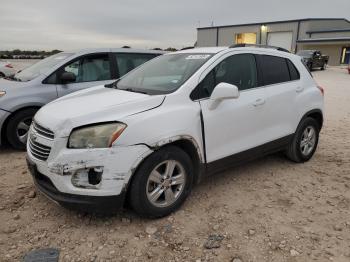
[196,18,350,66]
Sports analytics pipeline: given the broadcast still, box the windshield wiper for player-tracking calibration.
[123,88,148,94]
[104,81,118,88]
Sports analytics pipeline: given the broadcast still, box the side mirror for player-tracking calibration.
[60,72,76,84]
[209,82,239,110]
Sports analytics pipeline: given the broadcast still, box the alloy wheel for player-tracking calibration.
[300,125,316,156]
[16,117,32,144]
[146,160,186,208]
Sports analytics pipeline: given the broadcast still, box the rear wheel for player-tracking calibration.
[321,63,326,70]
[6,108,38,150]
[285,117,320,163]
[0,72,5,78]
[129,146,193,218]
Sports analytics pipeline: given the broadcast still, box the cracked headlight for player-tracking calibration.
[0,91,6,97]
[68,122,127,149]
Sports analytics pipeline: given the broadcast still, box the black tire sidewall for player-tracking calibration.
[6,108,37,150]
[294,117,320,162]
[129,146,194,218]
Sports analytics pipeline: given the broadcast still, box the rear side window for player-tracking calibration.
[191,54,257,100]
[258,55,290,85]
[115,53,158,77]
[286,59,300,80]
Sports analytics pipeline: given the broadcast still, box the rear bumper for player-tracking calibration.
[26,157,126,212]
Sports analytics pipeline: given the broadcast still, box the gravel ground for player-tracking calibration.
[0,67,349,262]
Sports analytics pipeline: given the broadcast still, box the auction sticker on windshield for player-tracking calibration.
[186,54,211,60]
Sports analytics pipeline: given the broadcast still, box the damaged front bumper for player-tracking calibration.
[26,137,153,211]
[27,156,126,212]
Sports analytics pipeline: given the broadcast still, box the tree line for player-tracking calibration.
[0,46,193,59]
[0,49,62,59]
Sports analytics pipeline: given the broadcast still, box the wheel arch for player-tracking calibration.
[1,106,41,144]
[124,136,203,202]
[299,109,323,130]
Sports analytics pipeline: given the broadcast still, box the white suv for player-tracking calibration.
[26,46,324,218]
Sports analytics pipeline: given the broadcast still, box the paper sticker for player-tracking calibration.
[185,55,211,60]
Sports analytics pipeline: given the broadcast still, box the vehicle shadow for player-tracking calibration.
[45,151,290,222]
[0,145,24,154]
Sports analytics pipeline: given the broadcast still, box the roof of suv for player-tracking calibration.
[175,46,294,57]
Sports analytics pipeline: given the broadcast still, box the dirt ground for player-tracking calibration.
[0,67,349,262]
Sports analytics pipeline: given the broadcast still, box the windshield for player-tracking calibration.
[116,53,213,95]
[15,52,74,81]
[297,50,313,58]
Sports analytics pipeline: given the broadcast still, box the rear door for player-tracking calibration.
[256,54,300,141]
[55,53,114,97]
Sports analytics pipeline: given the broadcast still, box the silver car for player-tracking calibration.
[0,48,164,149]
[0,61,16,78]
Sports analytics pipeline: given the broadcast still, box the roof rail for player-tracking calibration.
[229,43,290,53]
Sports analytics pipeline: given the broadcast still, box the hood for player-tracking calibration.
[0,78,33,90]
[35,86,165,137]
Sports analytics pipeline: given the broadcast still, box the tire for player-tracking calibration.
[129,146,194,218]
[285,117,320,163]
[321,63,326,70]
[0,72,5,78]
[6,108,38,150]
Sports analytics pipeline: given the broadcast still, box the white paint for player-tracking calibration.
[27,46,323,200]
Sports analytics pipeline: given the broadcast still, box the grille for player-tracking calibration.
[32,121,54,139]
[28,137,51,161]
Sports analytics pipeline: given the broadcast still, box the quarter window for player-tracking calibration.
[286,59,300,80]
[115,53,158,77]
[191,54,258,99]
[258,55,290,85]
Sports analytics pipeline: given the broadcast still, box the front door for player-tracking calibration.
[198,53,268,163]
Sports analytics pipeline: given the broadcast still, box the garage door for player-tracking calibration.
[267,32,293,51]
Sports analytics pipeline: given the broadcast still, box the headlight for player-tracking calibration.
[68,122,127,149]
[0,91,6,97]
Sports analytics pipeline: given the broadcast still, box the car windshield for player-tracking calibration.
[297,50,313,58]
[14,52,74,81]
[116,53,213,95]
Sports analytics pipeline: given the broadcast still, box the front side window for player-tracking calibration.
[115,53,158,77]
[116,53,213,95]
[191,54,258,99]
[47,54,111,84]
[258,55,290,85]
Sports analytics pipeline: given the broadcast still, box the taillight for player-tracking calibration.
[317,85,324,96]
[5,64,13,68]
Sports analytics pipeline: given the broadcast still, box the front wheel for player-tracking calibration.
[285,117,320,163]
[129,146,194,218]
[6,108,37,150]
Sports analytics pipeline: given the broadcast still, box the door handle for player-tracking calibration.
[296,86,304,93]
[253,98,265,106]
